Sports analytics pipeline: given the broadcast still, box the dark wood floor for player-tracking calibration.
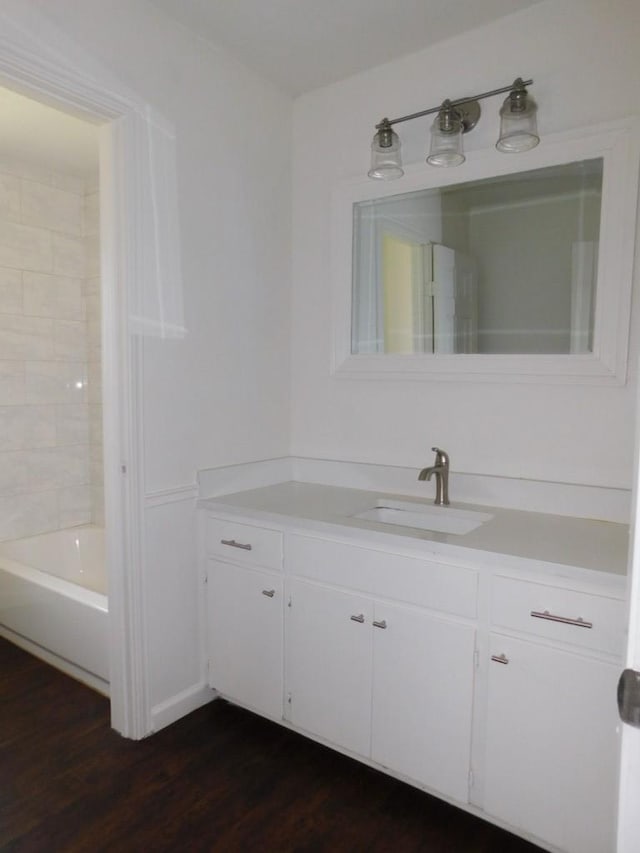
[1,638,543,853]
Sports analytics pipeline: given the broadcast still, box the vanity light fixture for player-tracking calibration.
[368,77,537,179]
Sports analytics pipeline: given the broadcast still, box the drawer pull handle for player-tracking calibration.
[530,610,592,629]
[220,538,252,551]
[373,620,387,629]
[261,589,275,598]
[491,653,509,665]
[350,614,365,624]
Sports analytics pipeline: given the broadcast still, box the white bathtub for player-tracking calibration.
[0,525,109,694]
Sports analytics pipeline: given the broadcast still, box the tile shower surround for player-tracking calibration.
[0,163,102,541]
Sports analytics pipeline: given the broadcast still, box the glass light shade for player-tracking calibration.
[496,93,539,153]
[427,111,465,167]
[368,126,403,180]
[427,101,465,166]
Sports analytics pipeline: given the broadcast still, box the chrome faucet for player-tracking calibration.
[418,447,450,506]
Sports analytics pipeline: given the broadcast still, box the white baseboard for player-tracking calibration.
[150,682,215,733]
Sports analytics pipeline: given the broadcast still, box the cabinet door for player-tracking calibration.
[207,558,283,720]
[484,634,619,853]
[286,578,373,756]
[371,601,476,803]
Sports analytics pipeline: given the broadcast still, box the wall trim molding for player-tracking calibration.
[145,484,199,508]
[150,682,215,734]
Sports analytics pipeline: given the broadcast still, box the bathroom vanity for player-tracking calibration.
[198,481,628,853]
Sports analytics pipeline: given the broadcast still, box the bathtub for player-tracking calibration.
[0,525,109,694]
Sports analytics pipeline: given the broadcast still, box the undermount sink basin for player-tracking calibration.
[352,500,493,535]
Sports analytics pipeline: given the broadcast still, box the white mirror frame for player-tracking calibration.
[331,119,640,384]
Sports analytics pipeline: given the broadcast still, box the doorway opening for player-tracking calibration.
[0,85,109,690]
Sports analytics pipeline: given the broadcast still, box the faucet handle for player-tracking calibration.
[431,446,449,466]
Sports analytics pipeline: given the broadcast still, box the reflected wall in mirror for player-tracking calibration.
[352,159,603,356]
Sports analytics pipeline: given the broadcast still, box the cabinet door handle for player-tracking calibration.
[530,610,593,629]
[220,538,252,551]
[491,653,509,665]
[350,614,365,623]
[373,619,387,629]
[261,589,275,598]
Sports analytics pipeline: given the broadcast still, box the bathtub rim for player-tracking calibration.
[0,524,106,596]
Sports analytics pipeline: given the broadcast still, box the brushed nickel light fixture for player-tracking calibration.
[368,77,538,179]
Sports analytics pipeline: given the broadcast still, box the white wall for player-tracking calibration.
[23,0,293,724]
[291,0,640,491]
[29,0,293,486]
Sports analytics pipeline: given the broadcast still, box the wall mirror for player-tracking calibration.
[332,121,639,383]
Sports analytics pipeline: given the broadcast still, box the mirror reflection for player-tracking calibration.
[352,159,603,356]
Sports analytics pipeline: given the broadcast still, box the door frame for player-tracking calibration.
[617,373,640,850]
[0,24,149,736]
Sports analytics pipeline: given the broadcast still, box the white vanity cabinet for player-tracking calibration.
[200,498,627,853]
[285,534,478,803]
[286,579,373,757]
[483,576,625,853]
[204,517,284,721]
[370,598,476,803]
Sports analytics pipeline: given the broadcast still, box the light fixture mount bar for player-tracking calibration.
[377,78,533,129]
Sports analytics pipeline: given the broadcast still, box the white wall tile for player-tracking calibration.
[0,361,25,405]
[0,490,58,542]
[0,156,52,186]
[89,404,103,446]
[87,320,101,362]
[84,233,100,277]
[0,165,101,535]
[58,485,91,528]
[0,219,52,272]
[0,267,23,314]
[19,446,89,492]
[87,362,101,405]
[21,179,83,236]
[91,485,105,527]
[85,280,101,319]
[52,233,84,277]
[25,361,87,405]
[54,319,87,361]
[0,405,56,451]
[84,191,100,237]
[51,173,86,196]
[0,315,53,360]
[90,443,103,487]
[55,403,89,446]
[0,174,21,223]
[23,271,84,321]
[84,275,100,299]
[0,450,30,494]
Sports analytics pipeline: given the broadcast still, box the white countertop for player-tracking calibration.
[199,481,629,581]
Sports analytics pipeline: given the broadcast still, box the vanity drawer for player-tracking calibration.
[205,517,283,570]
[490,575,624,657]
[287,534,477,618]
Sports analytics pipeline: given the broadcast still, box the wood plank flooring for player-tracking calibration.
[1,638,543,852]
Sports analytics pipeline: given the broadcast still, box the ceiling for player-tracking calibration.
[0,86,99,178]
[149,0,545,95]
